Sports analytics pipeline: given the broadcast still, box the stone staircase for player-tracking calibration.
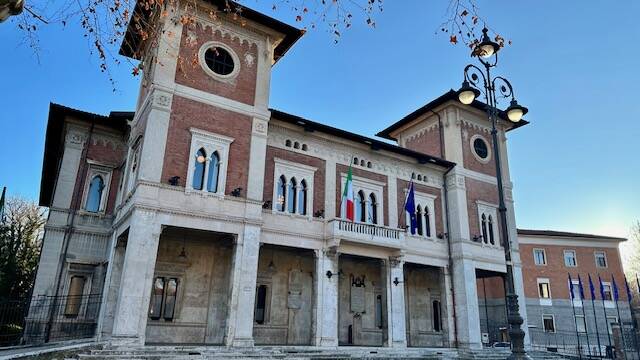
[62,345,571,360]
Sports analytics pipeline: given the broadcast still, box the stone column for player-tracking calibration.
[111,209,161,345]
[226,225,261,347]
[314,247,339,347]
[387,256,407,348]
[445,169,482,349]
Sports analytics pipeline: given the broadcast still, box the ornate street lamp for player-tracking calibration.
[456,27,531,360]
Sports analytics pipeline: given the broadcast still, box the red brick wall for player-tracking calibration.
[404,126,443,159]
[465,177,499,241]
[161,95,252,195]
[70,131,127,215]
[477,276,506,299]
[461,123,497,177]
[335,164,389,226]
[396,179,444,234]
[263,146,326,216]
[520,243,627,301]
[175,23,258,106]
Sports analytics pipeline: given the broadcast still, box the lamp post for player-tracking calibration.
[456,28,530,360]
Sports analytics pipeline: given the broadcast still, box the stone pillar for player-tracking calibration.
[111,209,161,345]
[324,158,337,219]
[226,225,261,347]
[612,323,626,360]
[446,169,482,349]
[314,247,339,347]
[443,266,456,347]
[386,256,407,348]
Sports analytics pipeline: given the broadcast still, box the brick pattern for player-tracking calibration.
[335,164,389,226]
[465,177,499,241]
[520,243,628,301]
[175,23,258,106]
[263,146,326,216]
[461,123,497,177]
[404,126,443,159]
[70,133,127,215]
[476,276,506,300]
[161,95,252,195]
[396,179,444,235]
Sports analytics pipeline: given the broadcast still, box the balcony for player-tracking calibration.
[326,218,405,249]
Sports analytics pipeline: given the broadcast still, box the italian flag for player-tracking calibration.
[342,165,354,221]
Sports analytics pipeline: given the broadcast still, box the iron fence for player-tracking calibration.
[0,293,102,347]
[529,327,640,359]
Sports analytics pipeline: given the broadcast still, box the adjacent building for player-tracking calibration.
[28,0,630,352]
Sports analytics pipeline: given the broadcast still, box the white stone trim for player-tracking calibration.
[272,157,316,218]
[403,189,437,240]
[469,134,492,164]
[81,163,113,214]
[476,201,500,247]
[532,248,547,266]
[198,41,241,82]
[537,278,552,306]
[185,128,234,196]
[518,235,622,248]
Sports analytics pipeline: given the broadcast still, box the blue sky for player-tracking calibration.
[0,1,638,238]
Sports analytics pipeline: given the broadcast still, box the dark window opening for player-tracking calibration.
[193,148,207,190]
[432,300,442,332]
[204,47,234,75]
[424,206,431,237]
[163,278,178,321]
[149,277,165,320]
[149,277,179,321]
[375,294,383,329]
[255,284,268,324]
[473,138,489,159]
[488,215,495,245]
[481,214,488,243]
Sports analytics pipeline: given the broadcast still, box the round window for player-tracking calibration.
[204,47,235,76]
[473,138,489,159]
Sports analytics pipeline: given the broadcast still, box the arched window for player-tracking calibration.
[367,161,372,168]
[417,174,422,181]
[416,205,423,236]
[356,191,366,222]
[277,175,286,212]
[367,193,377,224]
[424,206,431,237]
[285,139,292,147]
[301,144,308,151]
[192,148,207,190]
[360,159,365,166]
[207,151,220,193]
[298,180,307,215]
[481,214,488,244]
[293,142,300,149]
[488,215,495,245]
[85,175,104,212]
[353,157,359,165]
[287,178,297,213]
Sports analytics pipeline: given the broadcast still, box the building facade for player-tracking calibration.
[29,0,628,351]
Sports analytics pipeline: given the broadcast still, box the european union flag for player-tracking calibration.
[588,274,596,300]
[612,275,620,301]
[577,275,585,300]
[568,273,575,300]
[404,181,417,235]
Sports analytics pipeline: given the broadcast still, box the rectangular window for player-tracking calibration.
[533,248,547,265]
[603,282,613,301]
[432,300,442,332]
[575,315,587,333]
[564,250,577,267]
[149,277,165,320]
[375,294,383,329]
[543,315,555,333]
[538,280,551,299]
[148,276,179,321]
[64,276,86,317]
[607,316,619,334]
[163,278,178,321]
[255,284,268,324]
[595,251,608,268]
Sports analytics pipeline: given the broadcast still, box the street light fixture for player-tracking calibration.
[456,29,531,360]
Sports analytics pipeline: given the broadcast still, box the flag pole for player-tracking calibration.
[589,274,603,358]
[570,274,583,359]
[599,274,613,356]
[613,275,627,357]
[578,275,593,357]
